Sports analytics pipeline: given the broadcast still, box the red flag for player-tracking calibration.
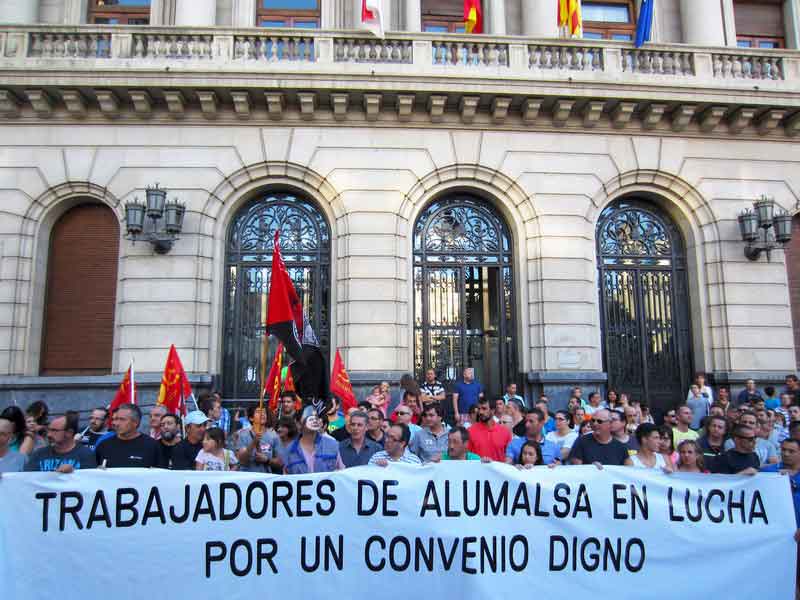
[330,349,357,411]
[108,364,136,426]
[156,345,192,417]
[464,0,483,33]
[266,230,304,362]
[265,343,284,413]
[283,365,296,393]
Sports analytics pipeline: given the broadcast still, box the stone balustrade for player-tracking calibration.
[0,25,797,93]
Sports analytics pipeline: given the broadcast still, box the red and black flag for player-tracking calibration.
[266,230,304,363]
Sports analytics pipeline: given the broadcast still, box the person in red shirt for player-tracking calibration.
[467,397,512,461]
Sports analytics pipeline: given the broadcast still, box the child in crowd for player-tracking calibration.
[196,427,239,471]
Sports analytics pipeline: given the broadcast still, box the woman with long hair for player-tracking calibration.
[516,440,544,469]
[626,423,672,471]
[676,439,706,473]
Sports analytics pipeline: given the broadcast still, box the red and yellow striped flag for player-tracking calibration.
[558,0,582,37]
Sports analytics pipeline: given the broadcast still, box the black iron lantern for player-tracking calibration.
[737,210,759,242]
[774,210,793,244]
[124,184,183,254]
[738,195,794,261]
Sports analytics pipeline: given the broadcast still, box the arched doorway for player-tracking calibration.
[223,191,330,401]
[413,194,517,394]
[41,203,119,375]
[597,198,692,417]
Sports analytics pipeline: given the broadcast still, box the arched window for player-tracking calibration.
[597,199,692,418]
[223,191,330,400]
[786,214,800,369]
[41,204,120,375]
[413,195,516,393]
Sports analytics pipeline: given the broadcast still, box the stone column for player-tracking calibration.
[405,0,421,32]
[521,0,557,37]
[0,0,39,23]
[175,0,216,26]
[487,0,506,35]
[681,0,726,46]
[785,0,800,50]
[232,0,256,27]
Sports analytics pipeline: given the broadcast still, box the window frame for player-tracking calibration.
[257,0,321,29]
[736,35,785,48]
[421,0,464,33]
[582,0,636,41]
[422,19,466,33]
[88,1,151,25]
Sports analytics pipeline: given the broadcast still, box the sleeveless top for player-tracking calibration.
[629,452,666,470]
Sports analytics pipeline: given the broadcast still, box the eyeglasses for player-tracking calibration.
[591,418,608,424]
[396,411,411,416]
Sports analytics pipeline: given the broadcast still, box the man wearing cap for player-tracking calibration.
[170,410,210,470]
[284,405,344,474]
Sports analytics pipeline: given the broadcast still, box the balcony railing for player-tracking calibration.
[0,25,797,89]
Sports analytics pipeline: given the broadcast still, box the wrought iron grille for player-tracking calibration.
[223,192,330,401]
[597,199,692,417]
[414,195,517,394]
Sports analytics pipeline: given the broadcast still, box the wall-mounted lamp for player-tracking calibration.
[737,195,793,261]
[124,184,185,254]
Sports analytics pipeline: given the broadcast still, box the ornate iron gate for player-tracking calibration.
[597,199,692,417]
[414,195,516,393]
[223,192,330,400]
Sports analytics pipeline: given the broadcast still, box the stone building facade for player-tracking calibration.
[0,0,799,417]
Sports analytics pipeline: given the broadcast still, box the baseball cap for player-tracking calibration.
[184,410,210,426]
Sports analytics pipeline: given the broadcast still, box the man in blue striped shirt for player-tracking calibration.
[369,423,422,466]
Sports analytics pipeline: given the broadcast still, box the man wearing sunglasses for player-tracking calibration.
[708,424,760,475]
[567,409,628,466]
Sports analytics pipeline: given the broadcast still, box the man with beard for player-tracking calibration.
[169,410,210,470]
[78,407,108,451]
[467,397,512,461]
[25,413,96,472]
[156,413,182,468]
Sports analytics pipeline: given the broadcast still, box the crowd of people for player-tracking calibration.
[2,370,800,521]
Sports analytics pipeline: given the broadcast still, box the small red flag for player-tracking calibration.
[330,349,357,411]
[464,0,483,33]
[265,343,284,413]
[156,345,192,417]
[108,364,136,426]
[266,230,305,363]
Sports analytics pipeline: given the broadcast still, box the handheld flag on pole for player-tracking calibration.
[330,349,357,412]
[266,230,305,363]
[558,0,582,38]
[464,0,483,33]
[156,344,192,417]
[108,362,136,426]
[265,343,284,413]
[360,0,384,37]
[634,0,654,48]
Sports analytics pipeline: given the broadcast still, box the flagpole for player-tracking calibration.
[130,357,136,405]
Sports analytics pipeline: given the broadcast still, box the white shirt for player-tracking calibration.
[628,452,666,470]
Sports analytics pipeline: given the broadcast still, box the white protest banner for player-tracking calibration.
[0,464,795,599]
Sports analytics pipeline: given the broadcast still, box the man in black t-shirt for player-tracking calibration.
[567,409,628,466]
[156,413,182,469]
[95,404,160,468]
[78,407,108,452]
[709,424,760,475]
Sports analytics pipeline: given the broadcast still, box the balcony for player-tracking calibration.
[0,24,798,135]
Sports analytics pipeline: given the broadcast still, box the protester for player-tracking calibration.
[709,424,761,475]
[95,404,160,468]
[762,438,800,526]
[420,369,446,405]
[366,385,388,416]
[583,392,605,416]
[610,409,639,454]
[658,425,677,467]
[686,385,709,430]
[723,411,778,466]
[737,378,763,407]
[409,403,450,463]
[572,407,587,431]
[675,439,705,473]
[274,416,298,469]
[339,410,381,467]
[196,427,239,471]
[441,426,482,461]
[156,413,182,469]
[326,397,346,433]
[284,406,344,474]
[1,406,35,455]
[24,414,96,473]
[536,398,556,434]
[785,374,800,404]
[169,410,210,470]
[515,440,544,469]
[393,400,421,441]
[763,386,780,411]
[331,407,358,442]
[624,405,640,435]
[698,415,726,462]
[568,409,628,466]
[148,405,167,440]
[545,410,578,461]
[506,408,559,465]
[235,405,281,473]
[606,389,619,410]
[467,398,512,462]
[78,407,108,451]
[663,408,678,430]
[717,386,732,412]
[506,398,526,436]
[503,382,524,407]
[625,423,669,471]
[369,423,422,466]
[672,405,698,447]
[687,372,713,407]
[278,391,299,420]
[0,416,26,472]
[210,392,231,434]
[452,367,484,425]
[366,408,386,446]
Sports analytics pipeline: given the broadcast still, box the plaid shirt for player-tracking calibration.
[214,407,231,435]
